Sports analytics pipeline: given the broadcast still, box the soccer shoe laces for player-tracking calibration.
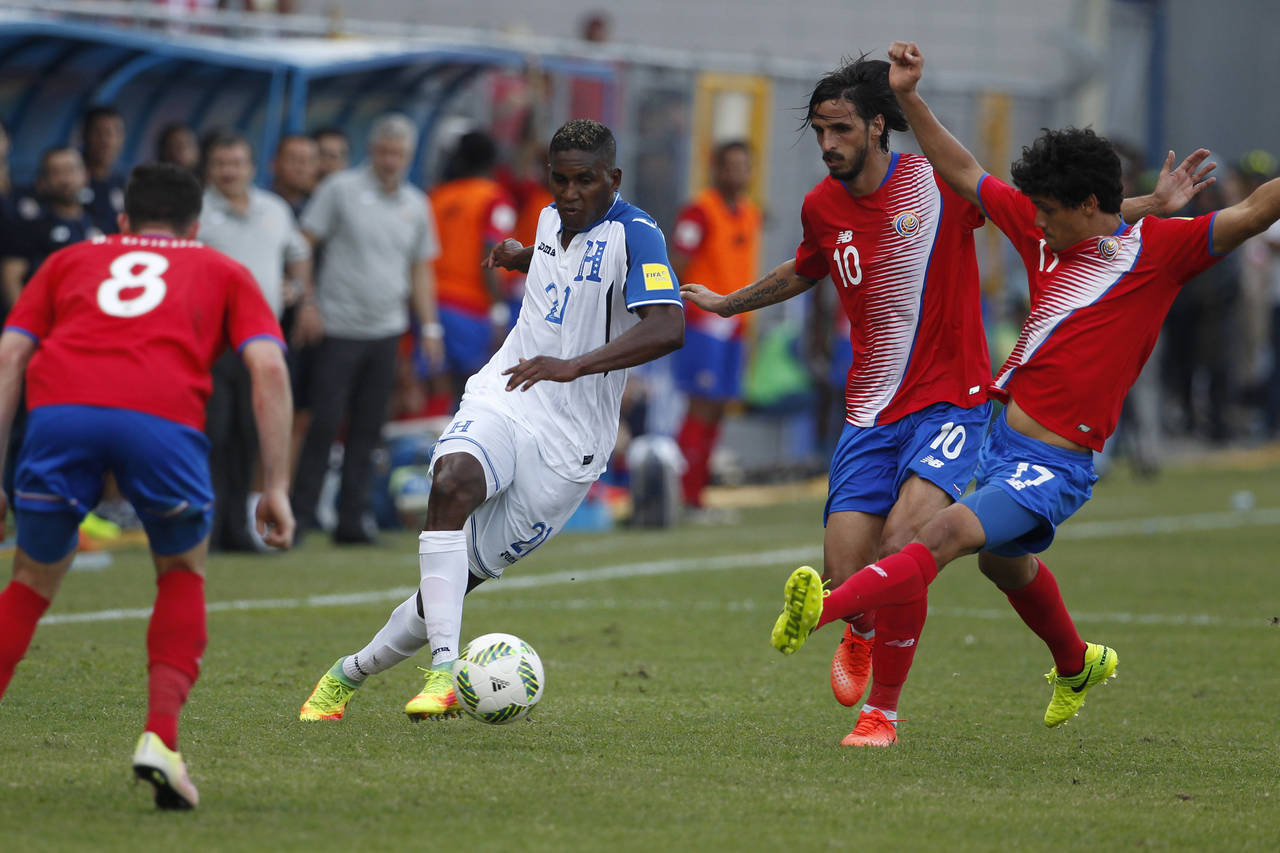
[416,667,454,694]
[310,676,350,709]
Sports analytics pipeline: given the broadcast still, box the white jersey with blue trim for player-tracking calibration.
[461,194,683,482]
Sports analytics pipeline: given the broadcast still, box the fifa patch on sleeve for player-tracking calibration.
[643,264,674,291]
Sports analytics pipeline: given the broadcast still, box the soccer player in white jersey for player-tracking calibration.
[771,41,1278,732]
[299,120,685,721]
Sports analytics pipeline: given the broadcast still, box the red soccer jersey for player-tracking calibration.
[5,234,284,431]
[978,173,1221,450]
[795,152,991,426]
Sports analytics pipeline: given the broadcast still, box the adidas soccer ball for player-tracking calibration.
[451,632,544,724]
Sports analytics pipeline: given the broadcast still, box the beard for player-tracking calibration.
[826,143,869,182]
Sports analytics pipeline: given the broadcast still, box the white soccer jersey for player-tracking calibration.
[462,194,684,482]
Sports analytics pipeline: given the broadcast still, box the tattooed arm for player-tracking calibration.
[680,259,819,317]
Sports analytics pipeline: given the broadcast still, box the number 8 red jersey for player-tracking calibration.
[5,234,284,431]
[794,152,992,427]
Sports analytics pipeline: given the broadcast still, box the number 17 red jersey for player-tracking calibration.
[795,153,991,427]
[4,234,284,431]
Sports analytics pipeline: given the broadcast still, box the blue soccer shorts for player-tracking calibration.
[958,408,1098,556]
[437,306,493,377]
[825,400,993,523]
[13,405,215,562]
[672,325,745,401]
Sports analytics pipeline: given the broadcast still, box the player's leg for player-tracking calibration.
[0,405,105,698]
[822,511,882,706]
[977,546,1116,727]
[0,546,76,699]
[333,336,399,542]
[673,328,741,510]
[132,541,207,811]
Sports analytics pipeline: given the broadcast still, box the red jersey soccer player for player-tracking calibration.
[684,56,994,747]
[0,164,294,809]
[771,42,1272,733]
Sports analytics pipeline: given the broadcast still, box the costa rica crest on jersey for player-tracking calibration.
[1097,236,1120,259]
[892,211,922,238]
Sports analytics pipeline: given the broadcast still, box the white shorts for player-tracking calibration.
[432,401,594,580]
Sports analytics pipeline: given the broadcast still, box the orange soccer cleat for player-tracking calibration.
[831,624,873,707]
[840,708,899,747]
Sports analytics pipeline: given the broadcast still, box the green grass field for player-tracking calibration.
[3,460,1279,851]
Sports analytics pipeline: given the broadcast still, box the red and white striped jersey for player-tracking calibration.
[795,152,991,426]
[978,173,1221,450]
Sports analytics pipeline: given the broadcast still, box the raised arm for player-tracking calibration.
[681,258,818,317]
[1209,176,1280,256]
[887,41,985,208]
[1121,149,1218,223]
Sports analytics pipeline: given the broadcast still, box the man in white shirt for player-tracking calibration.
[299,119,685,722]
[198,132,316,551]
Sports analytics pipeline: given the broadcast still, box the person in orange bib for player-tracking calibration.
[669,141,762,510]
[428,131,518,405]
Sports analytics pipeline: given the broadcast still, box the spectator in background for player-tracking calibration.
[311,127,350,183]
[198,132,316,551]
[80,106,127,235]
[0,120,12,218]
[428,130,517,405]
[270,133,323,467]
[1,147,103,310]
[156,123,201,175]
[293,114,442,544]
[496,135,554,323]
[271,134,319,218]
[669,140,761,511]
[1162,178,1241,444]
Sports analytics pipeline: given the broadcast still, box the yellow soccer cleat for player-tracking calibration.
[831,624,873,706]
[132,732,199,810]
[840,708,899,747]
[300,660,359,721]
[404,667,462,721]
[770,566,826,655]
[1043,642,1118,727]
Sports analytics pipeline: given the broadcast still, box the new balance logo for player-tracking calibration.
[920,454,945,469]
[884,638,916,648]
[490,677,510,691]
[836,230,854,244]
[868,564,887,578]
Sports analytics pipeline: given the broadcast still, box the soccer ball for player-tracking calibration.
[451,633,544,724]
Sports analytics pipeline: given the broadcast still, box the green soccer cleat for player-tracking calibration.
[1043,642,1118,727]
[299,659,359,721]
[404,667,462,721]
[132,732,199,810]
[770,566,826,655]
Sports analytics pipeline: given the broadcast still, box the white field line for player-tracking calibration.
[38,507,1280,628]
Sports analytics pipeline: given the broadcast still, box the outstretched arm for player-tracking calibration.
[502,303,684,391]
[681,258,818,317]
[1121,149,1218,222]
[483,238,535,274]
[1210,176,1280,256]
[887,41,985,208]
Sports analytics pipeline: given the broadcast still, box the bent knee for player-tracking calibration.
[428,454,488,520]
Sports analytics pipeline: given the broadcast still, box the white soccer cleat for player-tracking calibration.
[132,732,199,810]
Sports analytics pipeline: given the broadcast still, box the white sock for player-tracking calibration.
[863,704,898,725]
[852,627,875,640]
[342,594,428,683]
[417,529,469,667]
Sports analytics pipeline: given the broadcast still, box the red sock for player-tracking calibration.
[0,581,50,699]
[865,591,927,713]
[817,543,938,630]
[1003,558,1086,675]
[848,609,876,635]
[145,570,207,751]
[676,414,720,507]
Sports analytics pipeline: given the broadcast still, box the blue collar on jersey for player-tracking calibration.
[840,152,899,198]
